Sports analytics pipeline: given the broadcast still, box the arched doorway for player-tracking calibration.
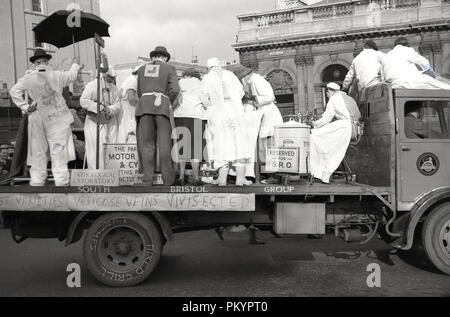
[266,69,295,118]
[315,64,349,109]
[321,64,348,85]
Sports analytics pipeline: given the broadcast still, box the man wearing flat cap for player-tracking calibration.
[135,46,180,186]
[342,39,385,94]
[10,49,81,187]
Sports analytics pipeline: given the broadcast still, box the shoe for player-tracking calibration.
[191,180,206,186]
[249,237,267,245]
[172,179,185,186]
[217,166,229,187]
[260,176,280,185]
[236,179,253,186]
[307,234,324,240]
[249,228,266,245]
[214,227,224,241]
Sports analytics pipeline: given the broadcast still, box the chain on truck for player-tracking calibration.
[0,83,449,287]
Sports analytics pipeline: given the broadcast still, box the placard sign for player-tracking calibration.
[70,169,119,187]
[104,144,143,185]
[0,193,255,212]
[265,147,299,173]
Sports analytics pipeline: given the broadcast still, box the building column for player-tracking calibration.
[295,53,314,113]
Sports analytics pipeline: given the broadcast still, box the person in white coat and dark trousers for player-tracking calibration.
[310,83,361,184]
[342,39,385,93]
[382,37,450,90]
[10,49,81,187]
[80,69,120,169]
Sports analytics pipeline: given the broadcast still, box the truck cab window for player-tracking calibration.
[404,101,450,139]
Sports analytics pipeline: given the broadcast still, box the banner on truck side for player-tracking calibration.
[0,193,255,212]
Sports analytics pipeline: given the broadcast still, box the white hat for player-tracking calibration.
[326,82,341,91]
[207,57,221,68]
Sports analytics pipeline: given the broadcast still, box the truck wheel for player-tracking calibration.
[422,202,450,275]
[84,213,162,287]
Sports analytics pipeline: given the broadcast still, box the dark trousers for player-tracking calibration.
[137,114,175,185]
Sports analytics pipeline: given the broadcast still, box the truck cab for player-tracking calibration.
[348,83,450,274]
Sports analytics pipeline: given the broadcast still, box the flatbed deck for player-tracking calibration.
[0,181,391,196]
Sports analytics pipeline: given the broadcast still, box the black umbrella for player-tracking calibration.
[32,10,110,48]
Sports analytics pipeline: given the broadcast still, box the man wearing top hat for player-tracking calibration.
[135,46,180,186]
[10,49,81,187]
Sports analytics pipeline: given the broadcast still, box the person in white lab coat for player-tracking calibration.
[173,68,206,185]
[230,65,283,181]
[310,83,360,184]
[80,69,120,169]
[117,65,140,144]
[342,39,385,92]
[10,49,81,187]
[382,37,450,89]
[200,58,248,186]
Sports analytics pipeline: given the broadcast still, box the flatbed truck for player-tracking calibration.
[1,83,449,287]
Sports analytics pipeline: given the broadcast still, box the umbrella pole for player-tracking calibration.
[72,33,77,60]
[95,41,101,170]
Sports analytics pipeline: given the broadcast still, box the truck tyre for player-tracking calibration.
[422,202,450,275]
[84,213,162,287]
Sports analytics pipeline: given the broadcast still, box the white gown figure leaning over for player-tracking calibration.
[80,68,120,169]
[382,37,450,90]
[310,82,361,184]
[200,57,249,187]
[10,49,81,187]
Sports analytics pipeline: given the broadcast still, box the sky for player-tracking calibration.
[99,0,275,66]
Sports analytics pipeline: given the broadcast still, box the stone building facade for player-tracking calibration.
[234,0,450,117]
[0,0,101,92]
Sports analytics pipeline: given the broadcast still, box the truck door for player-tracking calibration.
[397,98,450,205]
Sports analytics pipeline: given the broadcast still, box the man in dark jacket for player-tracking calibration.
[136,46,180,185]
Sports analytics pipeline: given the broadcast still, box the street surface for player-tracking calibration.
[0,227,449,297]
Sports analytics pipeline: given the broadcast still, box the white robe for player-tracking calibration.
[117,75,137,144]
[343,48,386,90]
[382,45,450,90]
[200,68,247,166]
[10,64,80,186]
[174,77,205,120]
[80,79,120,169]
[242,73,282,177]
[310,92,353,183]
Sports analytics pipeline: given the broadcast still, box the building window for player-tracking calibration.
[32,23,43,48]
[31,0,43,13]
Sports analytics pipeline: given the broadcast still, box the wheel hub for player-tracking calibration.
[100,227,146,272]
[439,220,450,259]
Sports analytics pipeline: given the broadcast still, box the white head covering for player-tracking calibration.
[326,82,341,91]
[207,57,221,68]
